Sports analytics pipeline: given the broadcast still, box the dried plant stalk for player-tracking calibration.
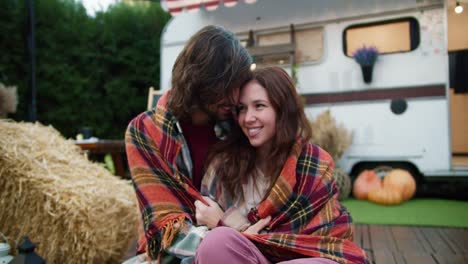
[0,120,138,264]
[310,110,353,199]
[309,109,353,161]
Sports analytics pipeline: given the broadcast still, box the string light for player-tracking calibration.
[455,1,464,14]
[250,63,257,71]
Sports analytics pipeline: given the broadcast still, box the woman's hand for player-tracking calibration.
[244,215,271,234]
[194,196,224,229]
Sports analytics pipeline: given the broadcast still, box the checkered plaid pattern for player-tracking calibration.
[126,91,368,264]
[203,141,370,264]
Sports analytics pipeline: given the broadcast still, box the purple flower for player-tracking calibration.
[352,45,379,66]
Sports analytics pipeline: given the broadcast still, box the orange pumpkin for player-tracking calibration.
[383,169,416,201]
[352,170,382,200]
[368,187,404,205]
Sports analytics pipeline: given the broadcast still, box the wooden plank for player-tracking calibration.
[413,227,436,253]
[364,249,375,264]
[360,225,468,264]
[362,224,371,251]
[353,224,362,246]
[373,249,405,264]
[373,250,397,264]
[390,226,428,253]
[437,227,468,254]
[432,253,468,264]
[418,227,455,255]
[402,253,437,264]
[369,225,403,264]
[369,225,398,252]
[355,224,375,263]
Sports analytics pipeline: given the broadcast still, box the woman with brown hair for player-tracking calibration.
[194,66,369,264]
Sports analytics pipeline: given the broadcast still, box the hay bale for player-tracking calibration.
[0,120,138,264]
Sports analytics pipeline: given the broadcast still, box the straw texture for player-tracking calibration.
[309,110,352,161]
[0,120,138,263]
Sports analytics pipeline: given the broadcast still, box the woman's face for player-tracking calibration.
[238,80,277,151]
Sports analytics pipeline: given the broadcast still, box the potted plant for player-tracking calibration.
[352,45,379,84]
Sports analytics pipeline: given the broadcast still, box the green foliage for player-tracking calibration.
[0,0,171,139]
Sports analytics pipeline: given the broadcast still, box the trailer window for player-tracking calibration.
[343,17,419,56]
[261,27,322,64]
[246,27,323,66]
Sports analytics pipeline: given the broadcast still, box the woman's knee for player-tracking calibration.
[278,257,340,264]
[198,226,240,253]
[195,226,269,264]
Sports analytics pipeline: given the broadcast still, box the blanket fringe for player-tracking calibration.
[161,216,187,250]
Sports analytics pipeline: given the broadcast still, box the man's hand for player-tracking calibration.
[194,196,224,229]
[244,215,271,234]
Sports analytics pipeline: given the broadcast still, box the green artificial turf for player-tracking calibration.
[341,198,468,228]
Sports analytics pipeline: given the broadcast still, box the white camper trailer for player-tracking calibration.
[159,0,468,181]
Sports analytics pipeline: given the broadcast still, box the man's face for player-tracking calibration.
[204,87,240,121]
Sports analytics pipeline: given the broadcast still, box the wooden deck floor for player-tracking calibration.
[353,224,468,264]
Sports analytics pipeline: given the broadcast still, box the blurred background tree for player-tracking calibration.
[0,0,170,138]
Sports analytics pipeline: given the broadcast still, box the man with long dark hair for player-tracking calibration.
[125,25,252,263]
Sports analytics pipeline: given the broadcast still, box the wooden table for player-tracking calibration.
[75,140,127,177]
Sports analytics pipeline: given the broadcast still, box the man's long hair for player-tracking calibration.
[206,66,312,200]
[168,25,252,121]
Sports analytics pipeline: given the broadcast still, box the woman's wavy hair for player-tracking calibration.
[168,25,252,120]
[207,66,312,199]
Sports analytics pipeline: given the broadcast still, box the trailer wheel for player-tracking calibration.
[350,162,422,186]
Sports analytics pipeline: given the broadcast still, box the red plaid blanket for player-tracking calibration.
[126,92,368,263]
[239,141,369,263]
[125,92,203,261]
